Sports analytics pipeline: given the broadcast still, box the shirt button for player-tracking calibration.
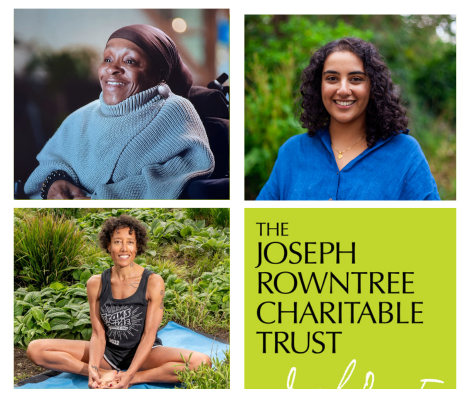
[337,172,338,175]
[329,198,333,201]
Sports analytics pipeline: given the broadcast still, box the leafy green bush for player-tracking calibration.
[179,232,230,256]
[14,282,91,348]
[185,208,230,228]
[163,260,229,313]
[162,260,229,334]
[25,47,98,93]
[14,213,93,288]
[168,295,228,333]
[194,261,230,315]
[175,351,230,389]
[245,51,302,198]
[414,45,456,123]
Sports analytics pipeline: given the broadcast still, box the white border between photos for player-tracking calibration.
[6,1,468,399]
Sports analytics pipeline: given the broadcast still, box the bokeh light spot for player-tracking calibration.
[172,18,187,33]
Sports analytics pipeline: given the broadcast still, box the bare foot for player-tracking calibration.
[99,369,118,388]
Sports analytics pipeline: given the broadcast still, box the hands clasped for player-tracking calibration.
[102,371,133,389]
[89,369,132,389]
[47,180,90,199]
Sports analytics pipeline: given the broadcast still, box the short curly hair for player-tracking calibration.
[297,37,408,147]
[98,215,148,255]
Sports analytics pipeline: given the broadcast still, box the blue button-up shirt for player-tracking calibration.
[256,129,440,200]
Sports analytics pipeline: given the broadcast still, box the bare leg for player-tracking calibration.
[27,340,211,386]
[26,339,117,385]
[129,347,212,385]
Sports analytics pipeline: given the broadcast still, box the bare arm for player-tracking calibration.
[86,275,107,388]
[108,274,165,388]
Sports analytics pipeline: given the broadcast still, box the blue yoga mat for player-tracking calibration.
[16,321,229,389]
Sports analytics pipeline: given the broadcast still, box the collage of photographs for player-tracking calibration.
[9,5,466,396]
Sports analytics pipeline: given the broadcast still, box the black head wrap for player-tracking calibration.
[108,24,193,98]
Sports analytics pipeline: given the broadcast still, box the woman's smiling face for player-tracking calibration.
[99,38,160,105]
[107,227,138,268]
[321,51,371,126]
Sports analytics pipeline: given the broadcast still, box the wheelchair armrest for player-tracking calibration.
[179,178,229,200]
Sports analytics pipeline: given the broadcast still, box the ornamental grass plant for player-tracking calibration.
[14,213,93,288]
[175,351,230,389]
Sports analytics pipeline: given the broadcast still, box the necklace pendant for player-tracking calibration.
[338,154,343,159]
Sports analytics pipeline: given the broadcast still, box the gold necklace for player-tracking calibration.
[331,133,365,159]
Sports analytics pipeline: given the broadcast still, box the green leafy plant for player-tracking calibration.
[25,47,98,93]
[194,261,230,316]
[14,372,31,384]
[185,209,230,228]
[175,351,230,389]
[14,283,91,348]
[167,295,229,333]
[180,236,230,256]
[14,213,94,287]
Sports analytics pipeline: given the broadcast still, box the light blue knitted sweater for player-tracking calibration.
[24,85,214,199]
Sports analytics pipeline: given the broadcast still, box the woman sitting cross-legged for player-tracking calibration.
[26,214,211,389]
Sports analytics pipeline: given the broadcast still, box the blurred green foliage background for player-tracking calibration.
[245,15,456,200]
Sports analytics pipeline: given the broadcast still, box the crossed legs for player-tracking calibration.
[127,346,211,385]
[26,339,211,387]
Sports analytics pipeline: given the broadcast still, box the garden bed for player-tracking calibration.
[14,208,230,388]
[14,346,47,384]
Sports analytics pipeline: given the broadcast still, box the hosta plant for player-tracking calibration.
[14,282,91,348]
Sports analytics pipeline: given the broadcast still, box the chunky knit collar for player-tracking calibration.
[99,85,164,117]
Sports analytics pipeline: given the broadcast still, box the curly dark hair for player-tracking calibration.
[98,215,148,255]
[298,37,408,147]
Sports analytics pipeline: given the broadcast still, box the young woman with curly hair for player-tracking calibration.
[257,37,440,200]
[27,214,211,389]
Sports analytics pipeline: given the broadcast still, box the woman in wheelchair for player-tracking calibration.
[24,24,215,200]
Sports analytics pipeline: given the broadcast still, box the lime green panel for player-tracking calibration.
[245,208,456,389]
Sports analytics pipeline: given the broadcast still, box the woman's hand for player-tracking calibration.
[88,366,102,389]
[47,180,88,199]
[104,371,132,389]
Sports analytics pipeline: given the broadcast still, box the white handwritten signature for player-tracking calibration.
[287,359,444,389]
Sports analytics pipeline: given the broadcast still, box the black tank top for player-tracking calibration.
[99,268,160,350]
